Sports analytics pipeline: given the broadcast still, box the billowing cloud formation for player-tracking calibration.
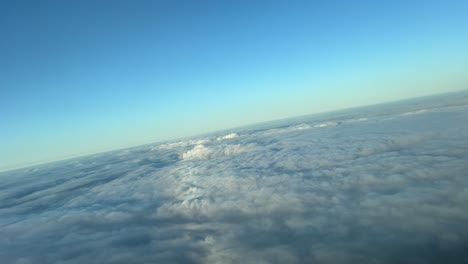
[1,91,468,264]
[181,144,252,160]
[151,138,211,150]
[216,133,239,141]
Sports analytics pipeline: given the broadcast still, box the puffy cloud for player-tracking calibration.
[1,91,468,263]
[216,133,239,141]
[181,144,253,160]
[151,138,211,150]
[181,144,213,160]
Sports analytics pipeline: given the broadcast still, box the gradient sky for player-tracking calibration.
[1,0,468,171]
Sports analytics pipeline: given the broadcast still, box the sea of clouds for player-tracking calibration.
[1,91,468,264]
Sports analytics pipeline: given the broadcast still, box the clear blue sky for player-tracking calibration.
[1,0,468,171]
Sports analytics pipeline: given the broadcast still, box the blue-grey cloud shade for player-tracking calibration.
[1,91,467,263]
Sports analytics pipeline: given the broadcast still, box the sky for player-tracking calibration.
[1,0,468,171]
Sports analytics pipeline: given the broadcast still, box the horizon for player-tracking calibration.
[2,0,468,171]
[2,89,465,173]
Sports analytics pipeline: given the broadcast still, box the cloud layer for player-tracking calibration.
[1,91,468,264]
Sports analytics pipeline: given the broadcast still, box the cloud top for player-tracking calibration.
[182,144,252,160]
[217,133,239,141]
[1,92,468,264]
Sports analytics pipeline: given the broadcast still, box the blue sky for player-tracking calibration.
[1,0,468,171]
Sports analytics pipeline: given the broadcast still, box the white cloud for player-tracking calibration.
[400,109,428,116]
[217,133,239,141]
[181,144,253,160]
[151,138,211,150]
[313,121,337,128]
[1,92,467,264]
[181,144,213,160]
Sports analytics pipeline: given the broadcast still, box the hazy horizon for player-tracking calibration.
[1,89,466,173]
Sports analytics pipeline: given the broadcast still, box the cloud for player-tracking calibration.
[181,144,213,160]
[313,121,337,128]
[151,138,211,150]
[400,109,429,116]
[181,144,253,160]
[216,133,239,141]
[1,92,468,263]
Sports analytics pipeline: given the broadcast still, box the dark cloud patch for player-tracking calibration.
[1,92,468,263]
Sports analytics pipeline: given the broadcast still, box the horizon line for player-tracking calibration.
[1,88,466,174]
